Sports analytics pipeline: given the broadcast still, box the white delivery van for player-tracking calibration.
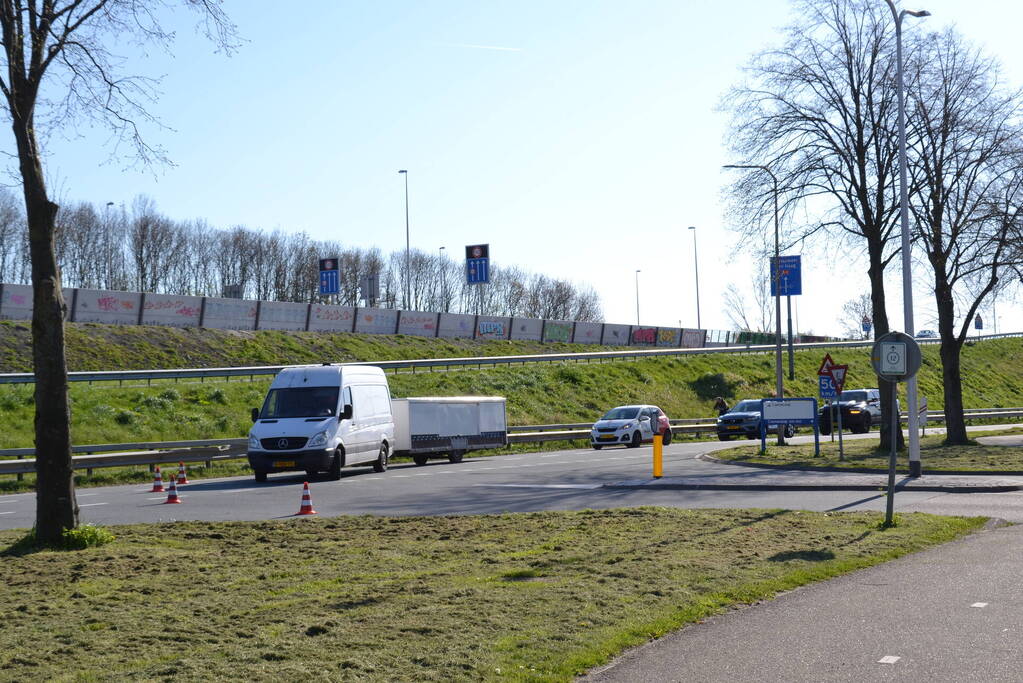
[247,364,394,482]
[391,396,507,465]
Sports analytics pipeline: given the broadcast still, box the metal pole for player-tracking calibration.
[787,294,794,380]
[399,169,410,310]
[885,1,929,478]
[885,381,899,526]
[635,269,641,325]
[104,201,114,289]
[688,226,701,329]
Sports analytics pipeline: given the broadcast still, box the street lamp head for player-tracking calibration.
[688,225,696,231]
[105,201,114,207]
[398,169,407,174]
[908,9,930,17]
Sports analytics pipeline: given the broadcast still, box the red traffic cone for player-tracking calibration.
[176,461,189,485]
[150,466,165,493]
[296,482,317,515]
[164,478,182,504]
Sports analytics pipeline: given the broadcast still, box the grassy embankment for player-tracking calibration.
[1,322,1022,489]
[0,508,986,681]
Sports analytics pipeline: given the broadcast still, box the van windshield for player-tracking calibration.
[260,387,339,419]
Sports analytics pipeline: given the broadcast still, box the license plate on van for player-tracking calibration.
[275,460,295,468]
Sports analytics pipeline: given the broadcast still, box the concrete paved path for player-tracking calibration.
[582,519,1023,682]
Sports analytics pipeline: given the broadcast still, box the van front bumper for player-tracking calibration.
[247,449,333,473]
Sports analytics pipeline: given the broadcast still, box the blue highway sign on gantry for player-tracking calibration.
[466,257,489,284]
[319,269,339,295]
[770,255,802,296]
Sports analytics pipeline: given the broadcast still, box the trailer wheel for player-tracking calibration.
[254,470,267,483]
[448,450,465,464]
[413,454,429,466]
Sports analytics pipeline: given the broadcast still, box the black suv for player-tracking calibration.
[819,388,882,435]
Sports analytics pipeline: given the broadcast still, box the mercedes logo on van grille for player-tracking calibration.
[277,438,289,449]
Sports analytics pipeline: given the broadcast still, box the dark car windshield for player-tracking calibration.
[840,390,868,402]
[260,387,339,419]
[728,400,761,414]
[601,407,640,420]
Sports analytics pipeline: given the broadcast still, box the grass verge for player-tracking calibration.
[713,431,1023,472]
[0,508,985,681]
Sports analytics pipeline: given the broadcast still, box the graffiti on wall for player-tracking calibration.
[544,322,572,343]
[631,327,657,344]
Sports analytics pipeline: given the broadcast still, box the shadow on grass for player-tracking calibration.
[768,549,836,562]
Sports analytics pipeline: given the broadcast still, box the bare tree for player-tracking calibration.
[0,1,235,541]
[723,262,773,333]
[0,188,23,283]
[839,293,873,339]
[724,0,906,449]
[906,29,1023,443]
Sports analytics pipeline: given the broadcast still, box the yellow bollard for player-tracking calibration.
[653,433,663,479]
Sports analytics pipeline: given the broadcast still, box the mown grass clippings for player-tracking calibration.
[715,431,1023,472]
[0,508,985,681]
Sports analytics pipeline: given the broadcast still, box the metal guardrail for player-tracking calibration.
[1,332,1019,385]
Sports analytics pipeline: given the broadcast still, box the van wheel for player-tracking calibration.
[373,444,389,473]
[254,470,267,483]
[628,432,642,448]
[448,450,464,464]
[412,454,429,466]
[329,449,343,480]
[718,434,732,441]
[592,444,603,450]
[662,430,672,445]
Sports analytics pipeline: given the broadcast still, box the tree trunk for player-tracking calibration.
[866,243,904,451]
[11,111,78,542]
[935,277,968,444]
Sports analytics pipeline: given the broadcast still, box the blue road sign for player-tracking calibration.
[466,257,489,284]
[770,255,802,296]
[862,316,872,334]
[818,375,838,400]
[319,269,339,295]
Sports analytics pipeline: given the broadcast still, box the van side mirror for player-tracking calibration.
[341,404,353,420]
[251,407,259,422]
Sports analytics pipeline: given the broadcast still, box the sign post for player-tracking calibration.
[465,244,490,316]
[319,258,340,298]
[770,255,801,380]
[919,396,928,436]
[871,331,923,526]
[760,398,819,457]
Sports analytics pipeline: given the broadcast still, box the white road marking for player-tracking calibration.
[878,656,901,664]
[79,502,108,507]
[146,496,184,501]
[414,473,434,476]
[77,492,99,497]
[481,483,602,490]
[0,511,15,515]
[971,602,988,608]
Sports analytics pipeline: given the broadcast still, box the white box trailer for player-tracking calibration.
[391,396,507,465]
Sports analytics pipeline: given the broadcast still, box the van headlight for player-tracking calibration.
[308,430,328,448]
[248,435,261,450]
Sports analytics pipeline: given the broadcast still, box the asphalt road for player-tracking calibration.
[5,430,1023,529]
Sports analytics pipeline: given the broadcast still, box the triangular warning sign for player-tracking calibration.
[817,353,835,377]
[831,364,848,393]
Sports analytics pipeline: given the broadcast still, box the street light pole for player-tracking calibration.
[885,0,930,477]
[724,164,785,444]
[398,169,410,309]
[635,269,641,325]
[104,201,114,289]
[438,246,446,312]
[688,226,701,330]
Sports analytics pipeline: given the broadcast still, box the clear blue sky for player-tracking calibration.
[35,0,1023,336]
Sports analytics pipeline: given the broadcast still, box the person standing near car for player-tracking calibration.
[713,397,730,416]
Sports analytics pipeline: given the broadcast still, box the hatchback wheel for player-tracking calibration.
[628,432,642,448]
